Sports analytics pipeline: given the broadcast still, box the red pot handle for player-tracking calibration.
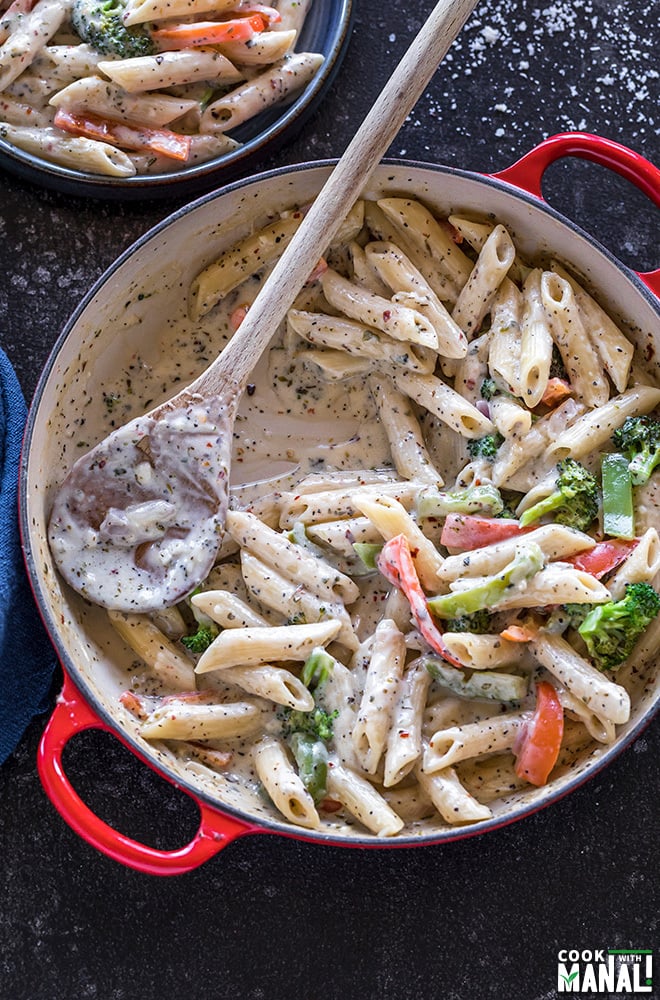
[492,132,660,298]
[37,672,257,875]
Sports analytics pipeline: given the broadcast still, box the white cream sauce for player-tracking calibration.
[48,273,394,610]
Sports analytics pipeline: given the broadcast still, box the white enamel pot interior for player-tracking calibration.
[21,135,660,873]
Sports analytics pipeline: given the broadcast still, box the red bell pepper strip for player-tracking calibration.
[499,624,537,643]
[230,304,250,331]
[513,680,564,786]
[440,513,532,552]
[539,377,572,408]
[152,14,266,48]
[566,538,638,579]
[376,534,464,667]
[54,108,192,162]
[119,690,149,720]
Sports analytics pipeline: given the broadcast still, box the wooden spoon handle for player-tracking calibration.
[187,0,479,399]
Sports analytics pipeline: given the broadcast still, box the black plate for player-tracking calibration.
[0,0,354,200]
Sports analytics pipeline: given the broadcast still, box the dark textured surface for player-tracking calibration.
[1,1,659,998]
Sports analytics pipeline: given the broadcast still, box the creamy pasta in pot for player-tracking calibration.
[74,194,660,837]
[0,0,320,176]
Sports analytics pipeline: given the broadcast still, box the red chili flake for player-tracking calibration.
[382,310,392,322]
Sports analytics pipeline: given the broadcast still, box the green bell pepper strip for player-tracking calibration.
[288,732,329,803]
[601,453,635,539]
[427,543,544,619]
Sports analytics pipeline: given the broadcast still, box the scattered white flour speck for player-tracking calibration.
[421,0,656,141]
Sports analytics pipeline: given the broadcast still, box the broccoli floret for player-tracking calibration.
[612,415,660,486]
[280,705,337,743]
[181,622,219,653]
[467,433,504,460]
[300,648,335,689]
[279,703,337,803]
[480,377,498,401]
[444,609,495,633]
[71,0,155,58]
[494,490,522,520]
[562,603,593,628]
[519,458,599,531]
[549,344,568,381]
[417,483,504,518]
[277,649,338,802]
[577,582,660,671]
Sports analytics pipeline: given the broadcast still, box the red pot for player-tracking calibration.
[21,133,660,874]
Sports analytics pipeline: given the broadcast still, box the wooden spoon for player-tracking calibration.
[48,0,479,611]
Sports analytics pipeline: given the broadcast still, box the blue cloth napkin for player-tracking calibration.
[0,347,56,764]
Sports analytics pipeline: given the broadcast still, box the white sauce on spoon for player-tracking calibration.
[48,396,234,610]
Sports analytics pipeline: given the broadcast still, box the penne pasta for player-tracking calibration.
[140,697,265,740]
[123,0,237,26]
[352,619,405,774]
[436,524,596,582]
[289,310,436,374]
[274,0,312,34]
[306,516,381,557]
[490,394,533,439]
[195,620,342,674]
[451,224,515,338]
[385,367,496,439]
[529,632,631,725]
[239,550,359,651]
[49,75,199,126]
[438,633,527,670]
[218,30,298,66]
[253,736,320,829]
[320,268,440,350]
[383,661,432,787]
[200,53,323,133]
[446,564,611,610]
[190,213,303,319]
[423,711,530,772]
[453,332,490,406]
[519,268,554,406]
[278,479,423,528]
[377,197,473,292]
[364,241,468,358]
[541,271,609,408]
[0,121,136,175]
[487,277,523,396]
[606,528,660,600]
[352,493,444,591]
[368,374,444,485]
[551,261,634,392]
[108,610,196,689]
[222,664,314,711]
[325,763,405,836]
[0,0,66,91]
[226,508,359,604]
[416,763,492,823]
[545,385,660,463]
[192,588,270,629]
[98,50,243,93]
